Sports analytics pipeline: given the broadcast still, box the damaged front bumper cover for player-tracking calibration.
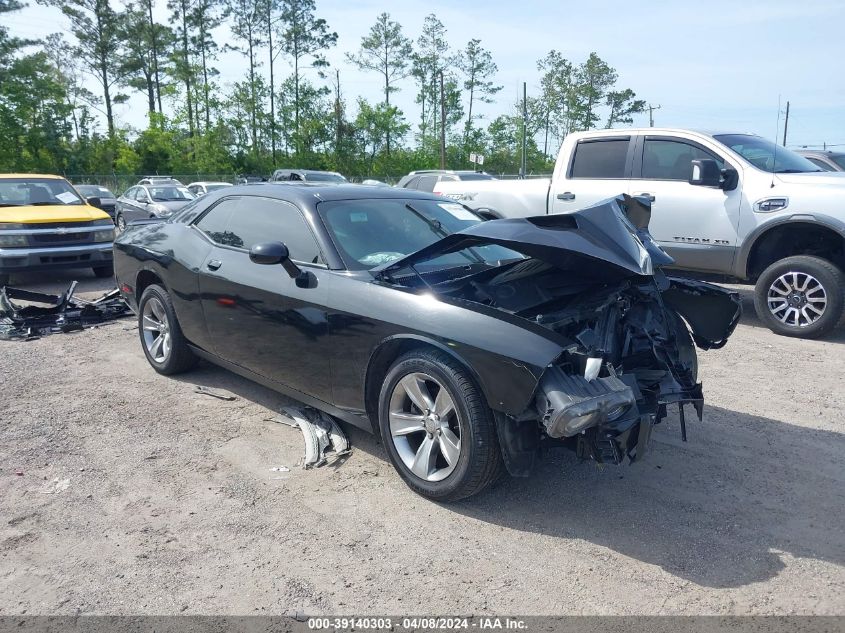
[0,281,131,340]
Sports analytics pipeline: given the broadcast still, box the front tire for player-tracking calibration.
[116,213,126,232]
[378,349,503,501]
[138,284,198,375]
[754,255,844,338]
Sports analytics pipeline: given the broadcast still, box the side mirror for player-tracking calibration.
[721,167,739,191]
[249,241,302,279]
[86,196,102,208]
[689,159,722,187]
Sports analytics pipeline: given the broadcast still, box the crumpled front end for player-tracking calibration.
[532,275,740,464]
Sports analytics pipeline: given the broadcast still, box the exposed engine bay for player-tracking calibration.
[377,195,742,470]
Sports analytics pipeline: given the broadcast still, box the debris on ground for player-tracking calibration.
[194,385,237,401]
[40,478,70,494]
[269,466,290,473]
[0,282,130,340]
[277,406,351,468]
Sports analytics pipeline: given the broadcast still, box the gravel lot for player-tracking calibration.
[1,269,844,616]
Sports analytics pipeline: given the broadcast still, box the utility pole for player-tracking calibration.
[647,104,661,127]
[334,69,342,155]
[521,82,528,178]
[782,101,790,147]
[439,70,446,169]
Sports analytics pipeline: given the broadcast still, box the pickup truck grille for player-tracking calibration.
[24,221,98,229]
[31,232,93,244]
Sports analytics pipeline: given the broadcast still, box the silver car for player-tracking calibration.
[115,184,196,231]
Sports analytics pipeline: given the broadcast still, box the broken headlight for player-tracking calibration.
[536,366,635,438]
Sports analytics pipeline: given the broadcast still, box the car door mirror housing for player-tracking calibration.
[86,196,102,208]
[689,159,722,187]
[250,241,289,265]
[249,241,303,280]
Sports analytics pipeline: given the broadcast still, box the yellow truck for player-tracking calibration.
[0,174,115,286]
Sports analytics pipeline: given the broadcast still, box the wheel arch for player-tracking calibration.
[135,267,165,303]
[739,216,845,280]
[364,334,508,438]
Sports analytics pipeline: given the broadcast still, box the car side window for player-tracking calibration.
[641,139,724,181]
[403,176,420,190]
[135,188,150,202]
[196,197,324,264]
[416,175,439,192]
[570,139,629,179]
[124,187,136,199]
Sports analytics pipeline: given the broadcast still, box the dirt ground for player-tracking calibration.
[1,269,843,616]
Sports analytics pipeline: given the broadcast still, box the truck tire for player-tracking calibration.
[754,256,844,338]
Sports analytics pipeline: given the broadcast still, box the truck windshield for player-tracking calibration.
[0,177,85,207]
[714,134,823,173]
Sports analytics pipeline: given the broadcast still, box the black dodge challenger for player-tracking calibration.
[114,184,741,500]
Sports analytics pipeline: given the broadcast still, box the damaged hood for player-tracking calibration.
[373,195,671,278]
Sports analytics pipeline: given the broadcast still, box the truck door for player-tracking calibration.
[549,136,633,215]
[629,135,742,274]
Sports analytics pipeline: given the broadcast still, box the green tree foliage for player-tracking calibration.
[1,3,647,182]
[346,12,412,155]
[278,0,337,153]
[457,38,501,153]
[37,0,127,137]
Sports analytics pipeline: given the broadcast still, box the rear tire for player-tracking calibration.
[378,349,503,501]
[138,284,198,375]
[116,213,126,232]
[754,255,844,338]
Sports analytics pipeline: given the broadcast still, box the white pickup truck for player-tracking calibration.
[436,128,845,338]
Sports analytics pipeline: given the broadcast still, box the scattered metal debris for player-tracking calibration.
[269,466,290,473]
[193,385,237,401]
[0,282,130,340]
[277,406,351,469]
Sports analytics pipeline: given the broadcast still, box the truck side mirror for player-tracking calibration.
[720,167,739,191]
[689,159,722,187]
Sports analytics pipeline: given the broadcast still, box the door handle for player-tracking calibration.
[556,192,576,201]
[636,193,656,202]
[206,259,222,271]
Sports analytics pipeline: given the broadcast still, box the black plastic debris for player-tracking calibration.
[0,281,131,340]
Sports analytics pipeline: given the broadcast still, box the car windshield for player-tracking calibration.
[0,177,84,207]
[318,198,524,272]
[714,134,822,173]
[306,172,347,183]
[77,185,114,198]
[830,154,845,170]
[148,186,194,201]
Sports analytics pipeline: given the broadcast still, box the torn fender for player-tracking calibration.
[661,278,743,350]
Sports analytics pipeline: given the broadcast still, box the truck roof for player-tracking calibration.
[572,128,754,139]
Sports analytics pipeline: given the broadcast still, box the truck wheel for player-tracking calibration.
[754,256,844,338]
[378,349,503,501]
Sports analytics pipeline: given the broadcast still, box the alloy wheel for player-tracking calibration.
[117,214,126,232]
[141,296,171,363]
[388,372,462,482]
[767,271,827,328]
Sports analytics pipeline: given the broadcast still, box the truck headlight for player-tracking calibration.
[93,228,115,242]
[0,234,28,247]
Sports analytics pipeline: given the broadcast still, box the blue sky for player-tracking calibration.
[6,0,844,149]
